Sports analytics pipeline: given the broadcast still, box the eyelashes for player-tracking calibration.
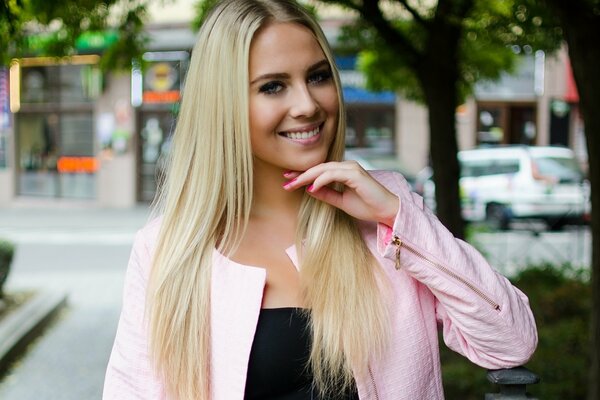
[257,69,333,96]
[259,81,284,95]
[307,69,332,85]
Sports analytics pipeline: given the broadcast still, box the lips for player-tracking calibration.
[279,123,323,143]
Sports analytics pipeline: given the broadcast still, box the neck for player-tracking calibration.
[251,165,305,221]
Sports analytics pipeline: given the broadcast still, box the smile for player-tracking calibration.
[279,123,323,144]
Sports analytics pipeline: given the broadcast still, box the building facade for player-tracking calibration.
[396,46,586,177]
[0,8,585,206]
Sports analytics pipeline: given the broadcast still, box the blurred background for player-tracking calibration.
[0,0,598,399]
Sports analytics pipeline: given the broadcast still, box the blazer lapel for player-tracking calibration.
[210,250,266,400]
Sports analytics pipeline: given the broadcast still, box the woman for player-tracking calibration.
[103,1,537,399]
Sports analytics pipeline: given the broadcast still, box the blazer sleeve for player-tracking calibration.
[373,170,538,369]
[103,228,166,399]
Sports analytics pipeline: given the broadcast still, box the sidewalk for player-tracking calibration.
[0,203,150,400]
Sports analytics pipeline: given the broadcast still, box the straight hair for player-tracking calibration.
[148,1,389,398]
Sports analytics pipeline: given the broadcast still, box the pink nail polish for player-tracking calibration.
[283,178,296,188]
[307,184,314,192]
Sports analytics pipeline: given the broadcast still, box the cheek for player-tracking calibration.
[249,99,282,135]
[319,88,339,117]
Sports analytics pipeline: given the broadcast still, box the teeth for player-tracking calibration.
[285,127,320,140]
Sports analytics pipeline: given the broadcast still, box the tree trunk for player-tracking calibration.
[416,2,470,240]
[421,72,465,239]
[542,2,600,398]
[570,37,600,400]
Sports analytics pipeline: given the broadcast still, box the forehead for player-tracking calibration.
[249,22,326,76]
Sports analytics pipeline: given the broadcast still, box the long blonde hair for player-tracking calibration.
[148,1,389,398]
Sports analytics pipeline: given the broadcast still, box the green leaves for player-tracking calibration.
[0,0,161,70]
[319,0,563,103]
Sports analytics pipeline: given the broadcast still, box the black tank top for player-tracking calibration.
[244,308,359,400]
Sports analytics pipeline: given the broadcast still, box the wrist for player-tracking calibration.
[380,196,399,227]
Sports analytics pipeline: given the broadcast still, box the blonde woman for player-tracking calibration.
[103,0,537,399]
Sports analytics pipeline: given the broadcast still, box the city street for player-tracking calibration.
[0,204,150,400]
[0,204,592,399]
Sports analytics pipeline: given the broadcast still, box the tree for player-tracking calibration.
[0,0,155,69]
[313,0,562,238]
[537,3,600,398]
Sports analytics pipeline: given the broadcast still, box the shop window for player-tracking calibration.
[21,67,57,104]
[20,64,98,106]
[477,107,505,144]
[477,103,536,145]
[137,112,176,202]
[16,113,95,199]
[346,106,395,151]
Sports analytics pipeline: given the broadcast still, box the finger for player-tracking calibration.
[283,170,302,179]
[306,185,344,208]
[284,161,362,190]
[308,167,365,192]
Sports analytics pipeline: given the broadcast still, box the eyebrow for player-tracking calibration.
[250,59,331,85]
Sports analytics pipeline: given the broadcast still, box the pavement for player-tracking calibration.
[0,202,151,400]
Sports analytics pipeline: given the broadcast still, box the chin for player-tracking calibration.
[291,155,328,171]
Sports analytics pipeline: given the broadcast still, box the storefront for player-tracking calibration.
[336,56,396,151]
[474,51,543,146]
[10,55,102,199]
[475,102,537,145]
[132,51,188,202]
[0,67,10,169]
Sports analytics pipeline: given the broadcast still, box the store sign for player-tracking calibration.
[57,156,99,174]
[75,31,118,51]
[27,31,118,52]
[335,55,395,105]
[0,68,9,168]
[143,61,181,104]
[0,68,9,129]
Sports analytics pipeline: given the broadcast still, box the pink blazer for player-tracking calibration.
[103,171,537,400]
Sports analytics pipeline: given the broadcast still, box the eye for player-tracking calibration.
[308,69,333,85]
[259,81,285,95]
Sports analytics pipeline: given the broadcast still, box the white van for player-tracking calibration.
[418,146,590,230]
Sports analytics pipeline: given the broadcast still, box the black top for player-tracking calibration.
[244,308,359,400]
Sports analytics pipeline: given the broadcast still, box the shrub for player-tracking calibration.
[0,239,15,298]
[441,263,590,399]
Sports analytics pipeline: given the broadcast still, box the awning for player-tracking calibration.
[342,86,396,104]
[565,61,579,103]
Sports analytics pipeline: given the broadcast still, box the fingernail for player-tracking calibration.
[306,184,314,192]
[283,170,293,176]
[283,178,296,188]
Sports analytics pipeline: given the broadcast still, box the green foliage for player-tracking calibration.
[191,0,219,31]
[0,0,165,70]
[0,239,15,298]
[441,263,590,399]
[100,4,149,71]
[321,0,563,104]
[0,0,27,64]
[191,0,319,31]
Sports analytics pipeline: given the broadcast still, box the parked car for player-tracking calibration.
[416,145,590,230]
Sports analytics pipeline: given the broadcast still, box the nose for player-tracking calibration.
[289,84,319,118]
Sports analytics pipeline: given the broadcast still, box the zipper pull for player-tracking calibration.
[392,235,402,270]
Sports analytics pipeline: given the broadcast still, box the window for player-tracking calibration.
[461,159,520,178]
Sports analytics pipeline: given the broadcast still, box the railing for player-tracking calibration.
[485,366,540,399]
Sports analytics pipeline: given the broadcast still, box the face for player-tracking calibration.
[248,22,339,175]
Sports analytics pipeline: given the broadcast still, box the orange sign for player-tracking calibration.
[143,61,181,104]
[57,156,99,173]
[142,90,180,103]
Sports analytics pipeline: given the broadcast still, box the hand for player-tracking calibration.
[282,161,399,227]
